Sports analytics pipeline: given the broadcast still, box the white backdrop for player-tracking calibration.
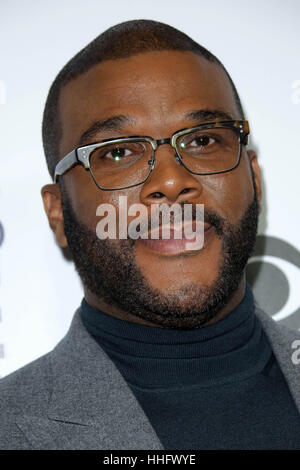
[0,0,299,378]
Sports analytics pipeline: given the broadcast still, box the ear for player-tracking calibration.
[41,183,68,248]
[247,149,262,213]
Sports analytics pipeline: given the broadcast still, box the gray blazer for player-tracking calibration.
[0,305,299,450]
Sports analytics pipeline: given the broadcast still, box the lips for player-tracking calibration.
[137,223,213,255]
[145,221,210,239]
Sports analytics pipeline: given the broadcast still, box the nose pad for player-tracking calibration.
[175,152,181,164]
[147,150,181,177]
[148,158,155,170]
[148,152,180,170]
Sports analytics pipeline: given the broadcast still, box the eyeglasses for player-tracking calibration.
[54,120,250,190]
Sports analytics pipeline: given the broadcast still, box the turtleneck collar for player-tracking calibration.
[80,284,271,389]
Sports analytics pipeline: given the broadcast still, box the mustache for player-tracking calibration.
[124,202,225,239]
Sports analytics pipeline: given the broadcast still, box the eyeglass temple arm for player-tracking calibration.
[241,120,250,145]
[54,150,78,182]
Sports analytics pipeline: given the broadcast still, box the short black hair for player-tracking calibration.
[42,19,245,179]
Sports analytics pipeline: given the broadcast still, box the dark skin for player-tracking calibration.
[41,50,262,328]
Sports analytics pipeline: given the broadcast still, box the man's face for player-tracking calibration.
[42,50,261,329]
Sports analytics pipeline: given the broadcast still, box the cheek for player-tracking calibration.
[63,169,141,232]
[63,169,108,228]
[201,153,254,223]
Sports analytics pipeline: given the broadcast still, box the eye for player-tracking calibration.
[178,129,229,155]
[104,146,132,161]
[93,142,146,163]
[187,135,216,149]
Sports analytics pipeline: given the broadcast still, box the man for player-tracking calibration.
[0,19,299,450]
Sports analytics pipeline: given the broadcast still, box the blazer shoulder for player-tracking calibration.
[0,309,84,418]
[0,350,53,417]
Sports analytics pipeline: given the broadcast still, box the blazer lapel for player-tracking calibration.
[254,303,300,414]
[17,309,164,450]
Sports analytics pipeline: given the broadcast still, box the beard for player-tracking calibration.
[61,182,259,330]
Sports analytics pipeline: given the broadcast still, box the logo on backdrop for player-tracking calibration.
[246,235,300,330]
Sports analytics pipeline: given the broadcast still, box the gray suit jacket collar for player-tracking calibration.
[16,305,300,450]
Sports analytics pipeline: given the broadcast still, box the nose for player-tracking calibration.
[139,144,203,205]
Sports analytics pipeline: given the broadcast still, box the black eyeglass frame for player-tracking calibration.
[54,120,250,191]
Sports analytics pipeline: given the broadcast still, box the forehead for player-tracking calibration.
[59,50,240,153]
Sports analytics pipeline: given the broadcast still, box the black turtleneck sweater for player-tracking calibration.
[80,284,300,449]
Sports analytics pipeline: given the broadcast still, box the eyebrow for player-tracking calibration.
[78,115,133,146]
[77,108,236,147]
[184,109,235,122]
